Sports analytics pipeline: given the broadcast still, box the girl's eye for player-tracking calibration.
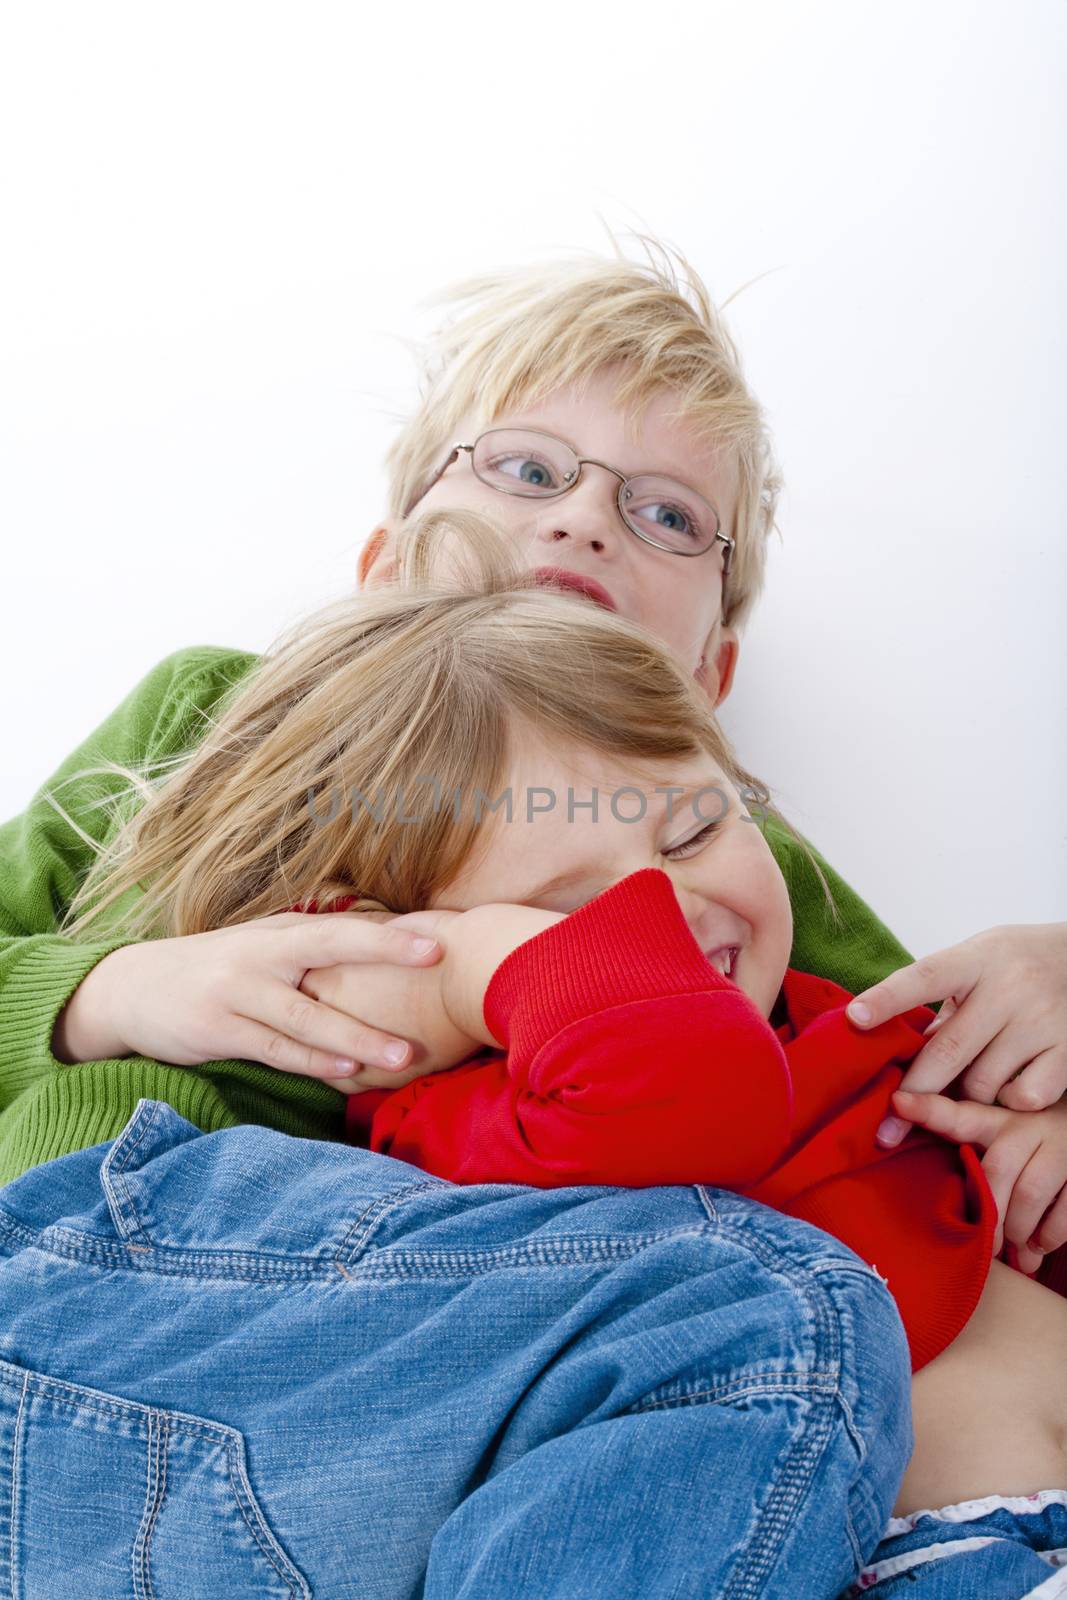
[664,819,723,860]
[488,453,559,490]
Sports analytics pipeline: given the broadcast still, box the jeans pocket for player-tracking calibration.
[0,1358,310,1600]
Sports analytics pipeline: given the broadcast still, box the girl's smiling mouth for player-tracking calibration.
[706,945,740,978]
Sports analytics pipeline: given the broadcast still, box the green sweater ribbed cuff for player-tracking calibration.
[0,933,137,1092]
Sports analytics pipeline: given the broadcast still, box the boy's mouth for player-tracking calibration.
[532,567,617,612]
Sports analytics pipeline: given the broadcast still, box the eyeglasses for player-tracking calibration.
[411,426,735,577]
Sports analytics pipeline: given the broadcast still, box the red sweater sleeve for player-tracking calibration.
[348,868,793,1188]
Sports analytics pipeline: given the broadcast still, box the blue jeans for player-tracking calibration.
[849,1492,1067,1596]
[0,1099,912,1598]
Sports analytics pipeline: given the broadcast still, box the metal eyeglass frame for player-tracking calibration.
[410,426,735,598]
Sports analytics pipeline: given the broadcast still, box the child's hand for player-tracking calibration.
[298,908,484,1091]
[54,910,446,1081]
[887,1087,1067,1276]
[300,902,568,1093]
[847,923,1067,1146]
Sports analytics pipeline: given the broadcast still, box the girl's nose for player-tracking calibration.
[666,874,709,929]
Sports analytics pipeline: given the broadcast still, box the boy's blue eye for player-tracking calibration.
[622,492,707,545]
[646,502,696,537]
[490,453,559,490]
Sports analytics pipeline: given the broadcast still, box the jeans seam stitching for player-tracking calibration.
[627,1371,840,1414]
[0,1359,244,1447]
[225,1436,312,1597]
[707,1220,849,1599]
[5,1213,730,1282]
[101,1099,161,1244]
[8,1371,28,1598]
[334,1178,445,1268]
[132,1404,164,1600]
[808,1265,898,1570]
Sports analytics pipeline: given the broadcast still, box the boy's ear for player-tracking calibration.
[695,627,740,708]
[357,524,397,588]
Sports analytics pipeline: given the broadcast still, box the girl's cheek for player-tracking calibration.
[751,852,793,969]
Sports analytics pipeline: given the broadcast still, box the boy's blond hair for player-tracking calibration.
[384,232,782,632]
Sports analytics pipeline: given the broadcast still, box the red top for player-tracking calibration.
[292,869,1064,1371]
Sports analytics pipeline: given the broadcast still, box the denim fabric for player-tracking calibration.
[0,1099,913,1598]
[846,1491,1067,1597]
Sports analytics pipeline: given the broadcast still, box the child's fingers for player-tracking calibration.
[1001,1146,1067,1264]
[332,1059,426,1092]
[1013,1242,1046,1277]
[236,986,414,1078]
[873,1113,914,1149]
[224,1014,364,1082]
[888,1089,1009,1147]
[953,1022,1044,1107]
[890,990,1003,1098]
[888,1090,1022,1253]
[274,913,442,977]
[848,947,978,1031]
[995,1045,1067,1112]
[982,1131,1048,1257]
[922,996,959,1034]
[875,1077,972,1149]
[327,1069,367,1094]
[1030,1183,1067,1259]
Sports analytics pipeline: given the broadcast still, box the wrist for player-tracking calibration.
[441,903,567,1047]
[51,947,132,1064]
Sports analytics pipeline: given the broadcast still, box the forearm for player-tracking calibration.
[50,946,132,1063]
[438,903,568,1047]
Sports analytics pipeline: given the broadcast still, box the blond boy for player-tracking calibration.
[338,241,1067,1277]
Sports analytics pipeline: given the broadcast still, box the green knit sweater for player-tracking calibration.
[0,645,913,1186]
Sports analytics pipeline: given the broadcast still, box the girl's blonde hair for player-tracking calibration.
[384,230,782,632]
[53,508,818,945]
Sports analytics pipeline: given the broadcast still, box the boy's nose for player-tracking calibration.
[545,525,605,553]
[532,464,628,557]
[533,507,624,558]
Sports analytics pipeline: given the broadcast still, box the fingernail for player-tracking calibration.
[382,1041,408,1066]
[334,1057,357,1073]
[875,1117,909,1146]
[847,1001,871,1026]
[409,937,438,955]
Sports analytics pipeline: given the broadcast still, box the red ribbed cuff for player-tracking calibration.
[484,867,732,1056]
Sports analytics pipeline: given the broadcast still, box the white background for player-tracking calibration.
[1,0,1064,958]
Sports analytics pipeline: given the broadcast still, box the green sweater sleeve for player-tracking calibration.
[0,646,345,1185]
[761,812,914,995]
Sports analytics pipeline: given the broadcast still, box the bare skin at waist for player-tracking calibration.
[893,1257,1067,1518]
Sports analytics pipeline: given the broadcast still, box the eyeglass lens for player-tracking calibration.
[470,429,720,555]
